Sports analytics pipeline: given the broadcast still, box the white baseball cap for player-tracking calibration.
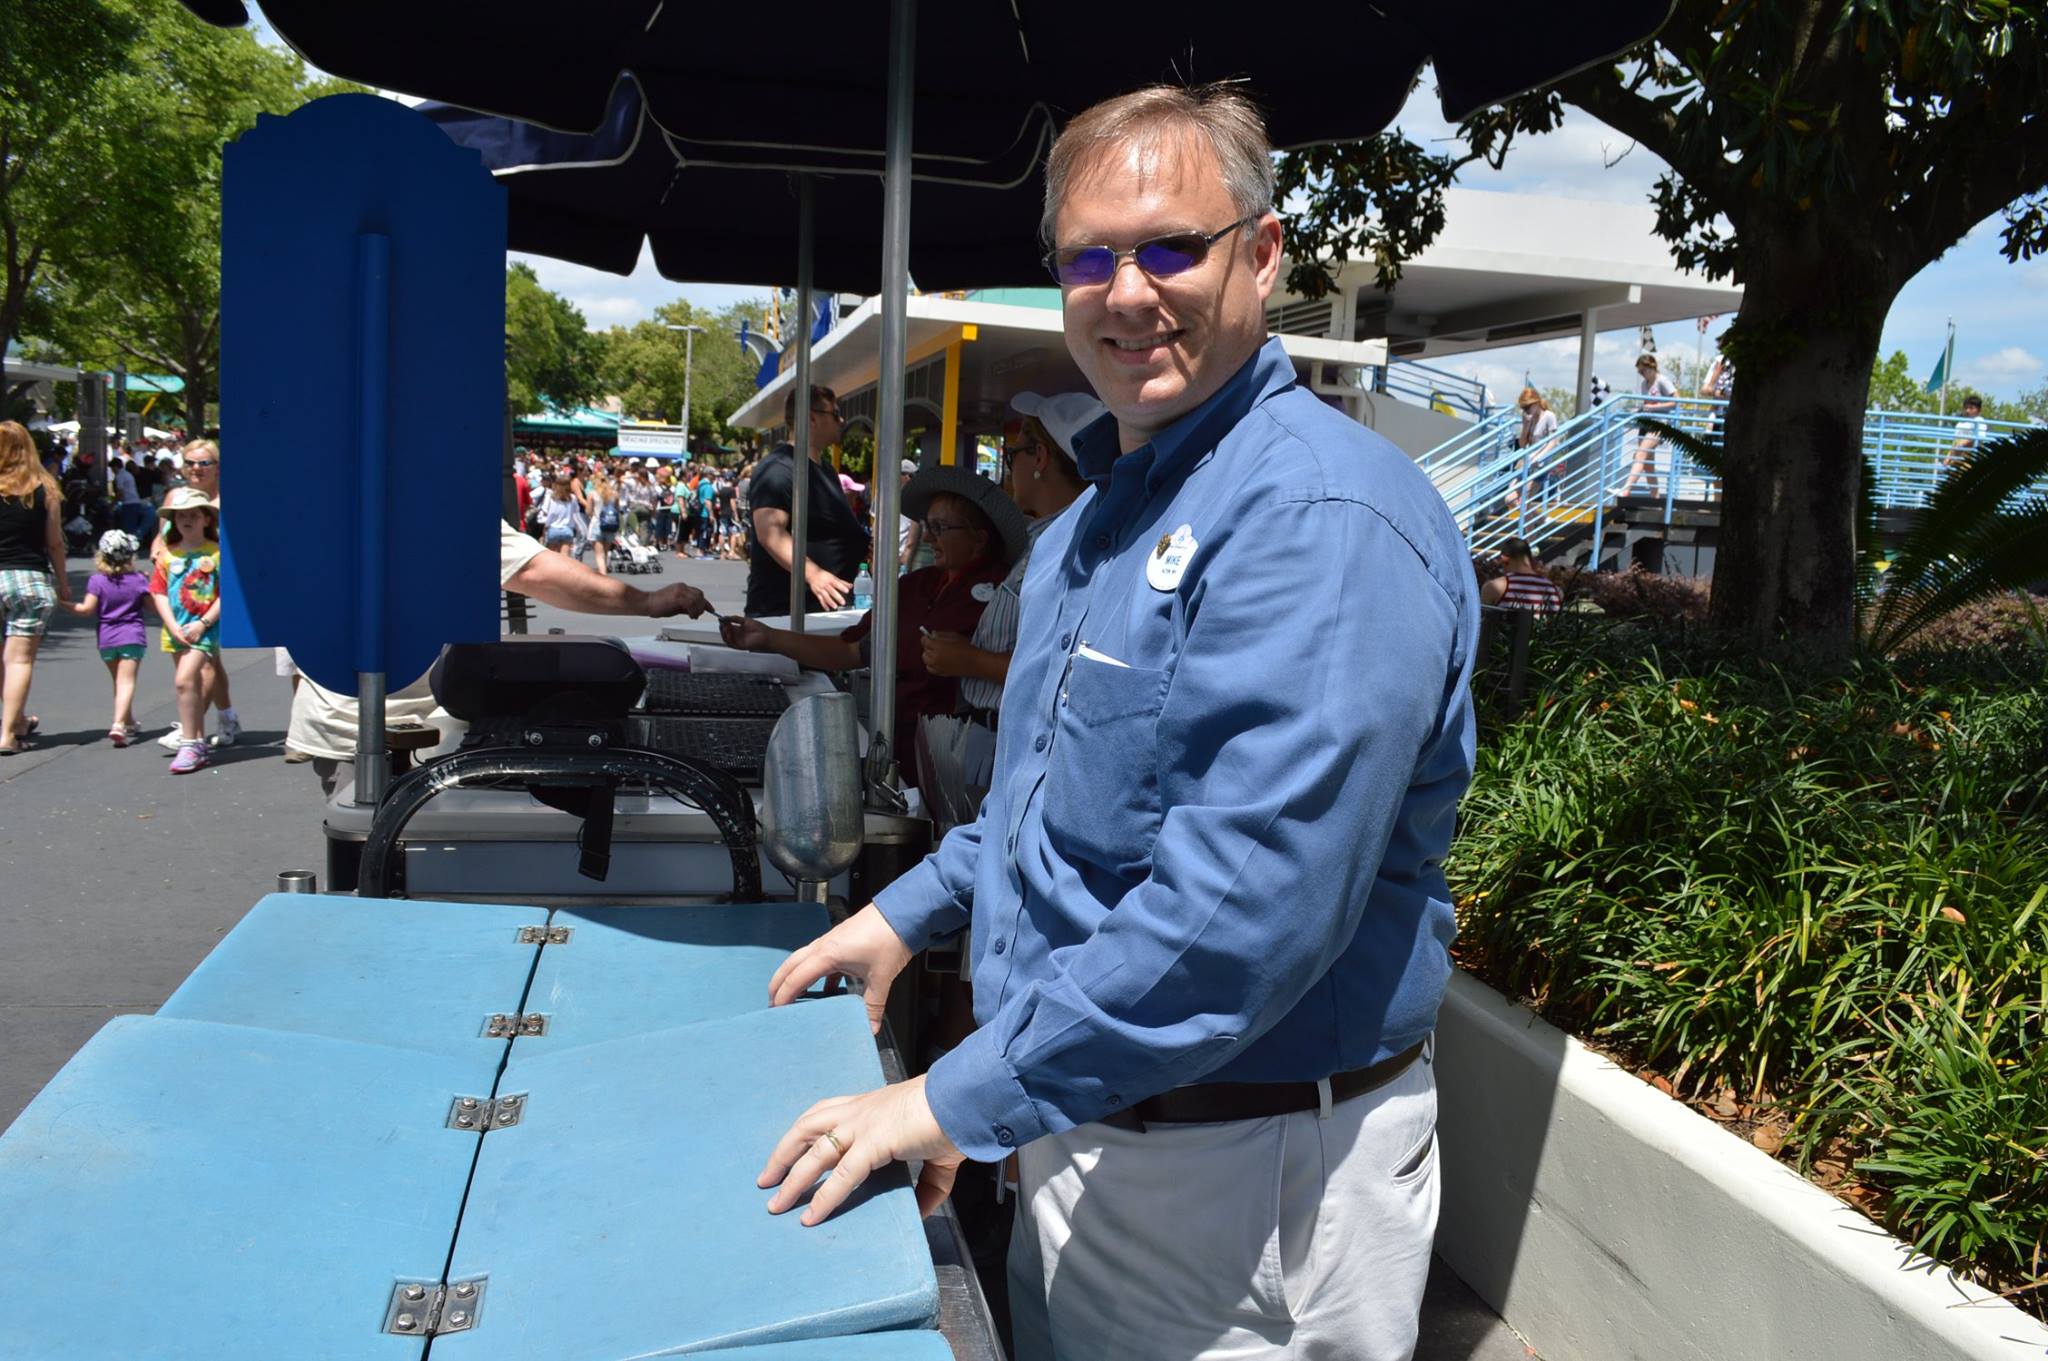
[899,458,919,475]
[643,456,660,467]
[1009,391,1109,459]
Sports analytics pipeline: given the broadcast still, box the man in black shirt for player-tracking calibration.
[743,384,870,616]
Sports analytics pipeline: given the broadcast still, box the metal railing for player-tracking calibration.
[1416,398,2044,561]
[1373,358,1492,421]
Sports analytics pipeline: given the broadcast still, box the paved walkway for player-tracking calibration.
[0,548,1536,1361]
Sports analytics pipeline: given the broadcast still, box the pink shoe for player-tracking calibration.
[109,725,131,748]
[169,740,210,774]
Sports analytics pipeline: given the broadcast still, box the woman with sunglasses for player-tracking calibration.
[720,468,1028,787]
[919,392,1099,726]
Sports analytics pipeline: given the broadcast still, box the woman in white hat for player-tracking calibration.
[720,465,1027,786]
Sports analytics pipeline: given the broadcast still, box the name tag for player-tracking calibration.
[971,581,996,603]
[1145,524,1198,592]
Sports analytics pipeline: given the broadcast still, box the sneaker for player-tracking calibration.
[109,724,139,748]
[158,727,188,752]
[283,747,312,764]
[169,741,210,775]
[214,709,242,748]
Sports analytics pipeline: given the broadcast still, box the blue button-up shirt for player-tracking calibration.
[876,339,1477,1162]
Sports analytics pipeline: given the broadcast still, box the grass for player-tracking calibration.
[1450,615,2048,1311]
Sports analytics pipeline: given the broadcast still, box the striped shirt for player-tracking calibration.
[1497,570,1562,615]
[957,513,1061,714]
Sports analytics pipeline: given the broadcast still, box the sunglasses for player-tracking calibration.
[922,517,972,537]
[1043,215,1256,288]
[184,460,216,469]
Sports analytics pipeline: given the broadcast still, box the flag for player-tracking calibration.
[1697,314,1719,335]
[1924,339,1950,394]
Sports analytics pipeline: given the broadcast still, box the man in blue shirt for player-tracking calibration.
[760,83,1477,1359]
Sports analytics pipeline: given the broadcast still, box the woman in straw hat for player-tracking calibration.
[720,464,1027,786]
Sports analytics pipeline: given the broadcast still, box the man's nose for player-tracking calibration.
[1104,255,1161,311]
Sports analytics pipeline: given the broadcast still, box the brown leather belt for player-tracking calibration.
[1100,1040,1427,1132]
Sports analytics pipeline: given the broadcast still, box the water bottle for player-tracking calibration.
[852,562,874,611]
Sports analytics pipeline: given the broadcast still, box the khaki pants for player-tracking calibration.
[1008,1046,1439,1361]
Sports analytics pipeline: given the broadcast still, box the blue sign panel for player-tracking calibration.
[217,93,505,695]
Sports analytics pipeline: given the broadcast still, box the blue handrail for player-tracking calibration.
[1412,398,2042,562]
[1374,359,1492,421]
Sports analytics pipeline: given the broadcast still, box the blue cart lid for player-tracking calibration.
[0,1014,492,1360]
[157,893,549,1055]
[435,996,938,1359]
[525,902,831,1048]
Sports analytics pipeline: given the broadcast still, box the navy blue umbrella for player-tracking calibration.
[190,3,1671,167]
[421,78,1047,293]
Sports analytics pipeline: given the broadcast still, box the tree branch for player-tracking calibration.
[1911,108,2048,274]
[1556,66,1740,222]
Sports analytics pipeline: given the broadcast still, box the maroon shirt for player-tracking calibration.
[842,558,1010,784]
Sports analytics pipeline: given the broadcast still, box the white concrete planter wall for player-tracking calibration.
[1433,970,2048,1361]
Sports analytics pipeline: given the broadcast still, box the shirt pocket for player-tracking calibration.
[1042,656,1169,878]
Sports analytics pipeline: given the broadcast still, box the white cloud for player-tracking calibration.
[1958,345,2043,387]
[511,244,777,332]
[573,295,645,325]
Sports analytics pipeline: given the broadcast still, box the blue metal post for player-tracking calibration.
[353,232,390,807]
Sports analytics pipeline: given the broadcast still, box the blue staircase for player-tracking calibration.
[1417,397,2043,563]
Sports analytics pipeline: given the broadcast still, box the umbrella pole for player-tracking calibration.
[867,0,915,792]
[788,173,815,630]
[353,232,391,808]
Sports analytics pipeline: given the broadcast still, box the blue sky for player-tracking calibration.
[253,7,2046,403]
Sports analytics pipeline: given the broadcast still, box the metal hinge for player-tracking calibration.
[384,1277,486,1336]
[446,1092,526,1131]
[482,1011,550,1038]
[517,924,572,945]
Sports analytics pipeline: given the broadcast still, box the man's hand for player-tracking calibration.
[758,1074,965,1226]
[719,615,773,653]
[768,903,912,1033]
[645,582,710,618]
[805,564,853,611]
[918,630,979,679]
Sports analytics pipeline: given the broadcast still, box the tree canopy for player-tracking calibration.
[6,0,348,425]
[597,298,771,448]
[505,261,605,414]
[1279,0,2048,650]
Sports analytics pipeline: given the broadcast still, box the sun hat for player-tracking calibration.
[900,464,1030,565]
[1009,391,1109,459]
[899,458,918,475]
[97,528,139,562]
[160,486,218,515]
[644,456,661,467]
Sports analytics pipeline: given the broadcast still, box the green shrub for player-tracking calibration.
[1451,615,2048,1308]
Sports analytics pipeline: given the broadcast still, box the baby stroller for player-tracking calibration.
[609,532,664,575]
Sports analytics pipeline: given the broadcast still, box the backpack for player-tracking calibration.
[599,501,620,532]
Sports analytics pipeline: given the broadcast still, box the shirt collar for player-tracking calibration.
[1072,337,1298,492]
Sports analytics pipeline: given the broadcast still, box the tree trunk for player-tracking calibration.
[1708,216,1898,655]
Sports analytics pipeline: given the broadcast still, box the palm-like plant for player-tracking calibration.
[1639,420,2048,655]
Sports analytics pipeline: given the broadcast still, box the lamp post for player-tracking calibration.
[664,322,705,457]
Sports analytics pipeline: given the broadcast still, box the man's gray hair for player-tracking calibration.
[1040,83,1276,246]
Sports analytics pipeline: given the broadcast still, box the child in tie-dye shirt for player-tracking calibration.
[149,488,222,774]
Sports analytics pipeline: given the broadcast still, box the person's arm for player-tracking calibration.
[751,506,852,609]
[43,492,71,603]
[919,631,1009,683]
[923,496,1469,1161]
[1479,575,1509,606]
[63,591,100,617]
[506,546,709,617]
[900,519,922,560]
[717,614,862,671]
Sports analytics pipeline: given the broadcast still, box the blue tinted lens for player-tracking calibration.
[1132,234,1207,276]
[1055,247,1116,286]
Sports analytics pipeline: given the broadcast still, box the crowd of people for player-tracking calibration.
[512,448,750,572]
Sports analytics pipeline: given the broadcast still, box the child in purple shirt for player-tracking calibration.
[62,529,152,745]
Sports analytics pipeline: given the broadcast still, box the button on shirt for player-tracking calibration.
[874,339,1479,1163]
